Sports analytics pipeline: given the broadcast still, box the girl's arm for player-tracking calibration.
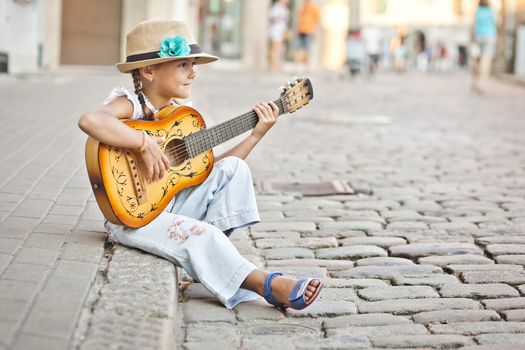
[78,97,144,148]
[214,101,279,162]
[78,97,169,182]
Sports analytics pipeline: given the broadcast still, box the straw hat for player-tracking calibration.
[116,20,218,73]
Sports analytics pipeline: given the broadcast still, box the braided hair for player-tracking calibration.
[131,69,155,120]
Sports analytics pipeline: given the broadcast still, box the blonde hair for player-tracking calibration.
[131,69,155,120]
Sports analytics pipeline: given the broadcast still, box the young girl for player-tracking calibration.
[78,20,322,310]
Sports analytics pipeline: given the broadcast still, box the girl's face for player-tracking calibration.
[153,58,197,100]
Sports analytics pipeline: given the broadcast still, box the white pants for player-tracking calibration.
[105,156,262,308]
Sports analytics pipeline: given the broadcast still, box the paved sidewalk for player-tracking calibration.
[1,68,525,349]
[0,72,177,350]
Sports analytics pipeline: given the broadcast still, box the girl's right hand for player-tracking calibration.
[139,135,170,182]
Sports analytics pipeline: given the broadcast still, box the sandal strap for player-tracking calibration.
[288,278,323,310]
[288,278,311,304]
[263,271,283,308]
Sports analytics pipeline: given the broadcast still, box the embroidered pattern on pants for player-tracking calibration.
[167,219,206,241]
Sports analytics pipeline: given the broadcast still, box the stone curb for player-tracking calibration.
[73,243,178,349]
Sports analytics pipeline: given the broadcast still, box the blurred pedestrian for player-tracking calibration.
[435,41,449,71]
[293,0,320,72]
[78,20,323,311]
[268,0,290,72]
[471,0,497,94]
[390,31,407,73]
[204,22,221,56]
[345,29,366,78]
[362,26,382,77]
[415,31,429,72]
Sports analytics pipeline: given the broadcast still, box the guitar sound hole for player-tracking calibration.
[165,138,189,167]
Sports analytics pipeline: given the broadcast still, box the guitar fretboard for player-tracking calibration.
[185,98,286,158]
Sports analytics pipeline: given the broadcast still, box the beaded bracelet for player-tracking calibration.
[138,130,148,152]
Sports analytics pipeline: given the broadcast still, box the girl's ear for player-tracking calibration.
[139,66,155,82]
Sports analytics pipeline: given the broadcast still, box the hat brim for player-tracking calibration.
[116,53,219,73]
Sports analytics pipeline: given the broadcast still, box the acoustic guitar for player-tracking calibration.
[85,78,313,228]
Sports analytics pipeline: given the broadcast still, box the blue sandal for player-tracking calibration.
[288,277,323,310]
[263,272,287,310]
[263,271,323,311]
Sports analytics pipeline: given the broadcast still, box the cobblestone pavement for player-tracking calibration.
[178,69,525,349]
[1,67,525,350]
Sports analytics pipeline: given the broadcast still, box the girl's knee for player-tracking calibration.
[216,156,250,175]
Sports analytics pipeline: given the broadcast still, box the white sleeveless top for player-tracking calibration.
[103,86,192,120]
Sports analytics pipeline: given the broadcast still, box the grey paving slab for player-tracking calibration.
[326,323,428,337]
[286,299,357,317]
[462,271,525,285]
[255,237,338,249]
[23,232,64,250]
[11,246,59,266]
[503,309,525,321]
[260,247,315,260]
[496,255,525,265]
[323,313,411,328]
[446,264,523,273]
[21,260,99,339]
[2,263,50,283]
[11,334,68,350]
[340,236,407,248]
[0,279,38,300]
[322,278,389,288]
[439,283,520,298]
[315,245,388,260]
[332,265,443,280]
[0,298,28,322]
[265,258,354,271]
[412,309,501,324]
[429,321,525,335]
[389,243,484,258]
[358,286,439,301]
[0,254,13,275]
[487,244,525,255]
[393,273,462,286]
[355,256,414,266]
[358,298,481,315]
[250,221,316,232]
[474,333,525,345]
[418,254,494,266]
[482,297,525,311]
[370,334,473,349]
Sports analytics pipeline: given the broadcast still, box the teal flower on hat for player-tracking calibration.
[159,35,191,58]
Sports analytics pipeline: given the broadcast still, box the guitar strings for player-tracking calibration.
[163,97,292,158]
[161,97,290,160]
[162,108,261,158]
[161,99,286,159]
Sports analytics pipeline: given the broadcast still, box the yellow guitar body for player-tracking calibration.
[85,105,214,228]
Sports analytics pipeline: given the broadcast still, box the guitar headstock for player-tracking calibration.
[280,77,314,114]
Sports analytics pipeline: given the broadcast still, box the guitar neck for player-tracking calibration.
[185,97,286,157]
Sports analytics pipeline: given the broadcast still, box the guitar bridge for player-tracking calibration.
[124,150,147,205]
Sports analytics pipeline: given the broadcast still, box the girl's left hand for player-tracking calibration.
[251,101,280,139]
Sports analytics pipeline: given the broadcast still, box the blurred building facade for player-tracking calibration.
[0,0,524,75]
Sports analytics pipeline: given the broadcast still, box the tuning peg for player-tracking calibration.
[278,86,286,92]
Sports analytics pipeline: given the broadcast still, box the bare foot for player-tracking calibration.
[178,278,194,291]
